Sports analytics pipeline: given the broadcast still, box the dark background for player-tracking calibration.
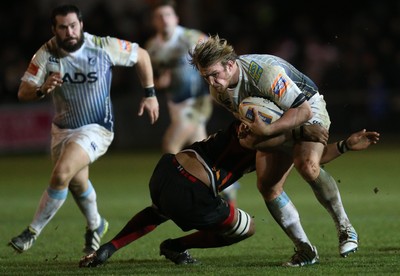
[1,0,399,151]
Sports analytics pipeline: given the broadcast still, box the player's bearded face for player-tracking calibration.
[53,14,84,53]
[56,29,84,52]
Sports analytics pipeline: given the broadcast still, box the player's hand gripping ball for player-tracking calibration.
[239,97,283,124]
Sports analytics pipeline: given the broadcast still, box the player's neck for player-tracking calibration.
[228,63,239,89]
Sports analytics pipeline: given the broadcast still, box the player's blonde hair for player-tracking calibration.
[189,34,237,69]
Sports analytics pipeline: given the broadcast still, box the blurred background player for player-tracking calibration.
[145,0,238,204]
[9,4,159,254]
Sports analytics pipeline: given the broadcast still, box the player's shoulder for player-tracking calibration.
[239,54,279,65]
[31,37,56,63]
[179,26,207,43]
[84,32,108,48]
[85,32,136,52]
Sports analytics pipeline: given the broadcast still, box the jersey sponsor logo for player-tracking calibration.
[118,39,131,52]
[271,73,288,97]
[244,109,273,124]
[62,72,98,83]
[27,62,39,76]
[48,56,60,73]
[248,61,263,84]
[49,56,59,63]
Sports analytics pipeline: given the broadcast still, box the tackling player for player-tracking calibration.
[79,121,379,267]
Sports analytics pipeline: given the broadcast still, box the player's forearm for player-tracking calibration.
[320,142,343,164]
[268,104,312,136]
[253,134,288,150]
[135,47,155,89]
[18,81,44,102]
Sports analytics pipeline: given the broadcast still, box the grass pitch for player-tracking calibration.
[0,143,399,275]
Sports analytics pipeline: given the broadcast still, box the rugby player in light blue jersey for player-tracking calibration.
[189,35,360,266]
[9,4,159,255]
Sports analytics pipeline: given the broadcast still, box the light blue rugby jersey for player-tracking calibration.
[210,54,320,115]
[146,25,208,103]
[22,32,139,131]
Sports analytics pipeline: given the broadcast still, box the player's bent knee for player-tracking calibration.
[295,161,320,182]
[221,209,254,241]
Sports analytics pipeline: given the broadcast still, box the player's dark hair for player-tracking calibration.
[51,4,83,27]
[151,0,177,12]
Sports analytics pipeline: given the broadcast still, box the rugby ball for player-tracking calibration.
[238,97,283,124]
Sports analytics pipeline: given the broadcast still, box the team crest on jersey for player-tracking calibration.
[248,61,263,84]
[271,73,288,97]
[88,56,97,66]
[118,39,131,52]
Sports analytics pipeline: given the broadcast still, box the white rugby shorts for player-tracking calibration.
[307,94,331,130]
[168,95,212,125]
[51,123,114,163]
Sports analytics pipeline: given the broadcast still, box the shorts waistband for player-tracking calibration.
[172,156,202,184]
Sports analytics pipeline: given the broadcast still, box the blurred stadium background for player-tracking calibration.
[1,0,399,153]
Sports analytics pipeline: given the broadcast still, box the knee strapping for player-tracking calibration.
[222,209,252,238]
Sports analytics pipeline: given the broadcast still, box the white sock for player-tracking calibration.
[72,180,101,230]
[309,168,350,230]
[30,187,68,235]
[265,191,311,249]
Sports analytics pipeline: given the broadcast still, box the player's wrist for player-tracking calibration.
[292,125,304,141]
[337,139,349,154]
[36,87,45,99]
[144,86,156,98]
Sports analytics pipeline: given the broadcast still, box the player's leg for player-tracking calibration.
[79,206,168,267]
[9,130,90,253]
[220,181,240,207]
[154,153,253,264]
[162,100,197,154]
[293,141,358,257]
[162,120,195,153]
[256,150,319,267]
[67,123,114,254]
[160,204,254,265]
[70,169,108,254]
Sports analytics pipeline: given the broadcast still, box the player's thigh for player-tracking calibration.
[52,142,90,182]
[150,154,230,231]
[256,150,293,195]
